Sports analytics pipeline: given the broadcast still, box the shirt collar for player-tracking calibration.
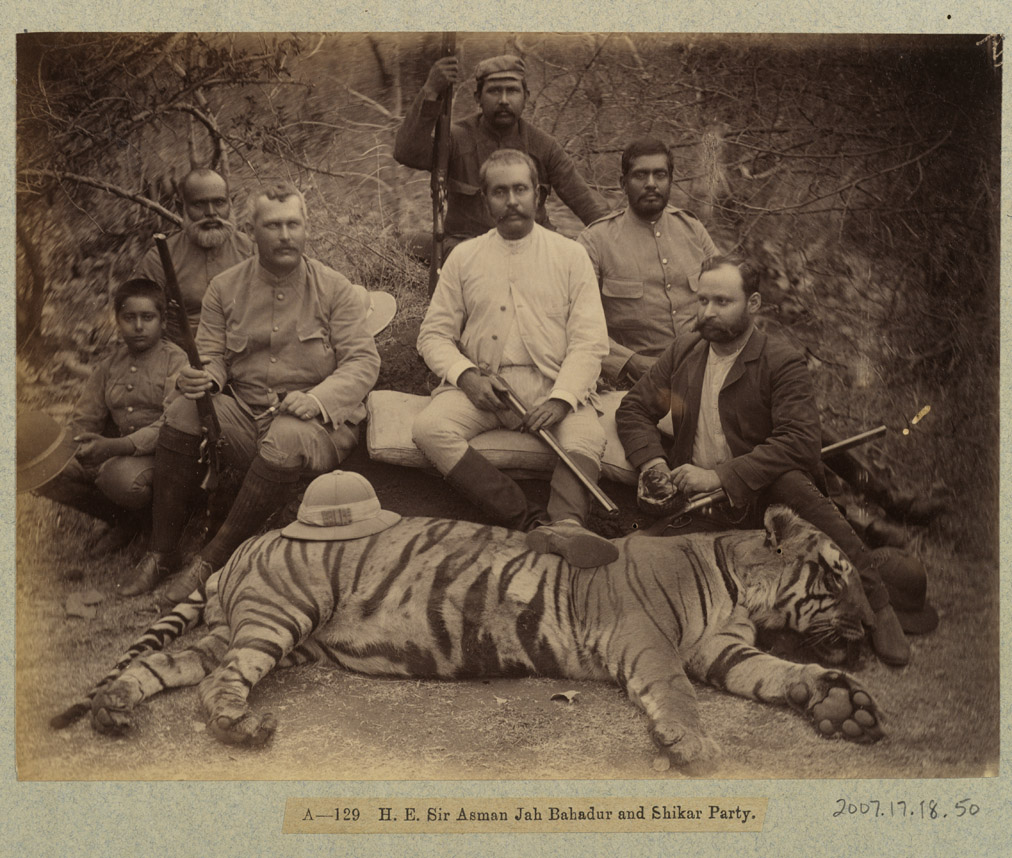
[255,257,306,289]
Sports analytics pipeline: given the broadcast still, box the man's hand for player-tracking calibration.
[637,463,679,516]
[524,398,570,433]
[623,353,657,384]
[422,56,460,100]
[458,369,509,413]
[670,463,722,494]
[74,433,131,467]
[177,364,215,400]
[279,390,321,421]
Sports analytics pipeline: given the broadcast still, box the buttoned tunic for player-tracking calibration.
[197,256,380,430]
[417,225,607,411]
[394,96,610,241]
[577,206,719,379]
[135,229,254,339]
[71,340,188,455]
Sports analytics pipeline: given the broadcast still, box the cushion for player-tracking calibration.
[365,389,672,485]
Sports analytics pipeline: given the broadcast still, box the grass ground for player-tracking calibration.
[16,448,999,782]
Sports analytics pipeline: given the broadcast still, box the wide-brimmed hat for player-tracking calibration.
[474,54,526,85]
[351,284,397,337]
[17,410,78,494]
[281,470,401,541]
[871,547,939,635]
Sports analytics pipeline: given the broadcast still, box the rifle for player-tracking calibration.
[490,373,620,516]
[428,31,457,298]
[154,233,223,482]
[659,425,888,517]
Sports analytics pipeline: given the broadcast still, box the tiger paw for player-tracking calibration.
[787,670,884,744]
[90,678,144,735]
[207,711,278,748]
[651,725,722,770]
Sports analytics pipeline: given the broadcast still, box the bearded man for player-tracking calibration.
[134,168,254,345]
[616,255,914,666]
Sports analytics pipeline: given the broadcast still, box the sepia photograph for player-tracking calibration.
[8,20,1007,856]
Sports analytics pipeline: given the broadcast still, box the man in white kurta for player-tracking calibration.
[413,149,618,567]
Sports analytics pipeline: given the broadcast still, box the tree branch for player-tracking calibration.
[19,169,182,225]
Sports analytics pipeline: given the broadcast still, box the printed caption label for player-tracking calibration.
[283,796,767,834]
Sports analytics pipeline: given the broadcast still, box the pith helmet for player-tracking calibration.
[17,410,78,494]
[281,470,401,541]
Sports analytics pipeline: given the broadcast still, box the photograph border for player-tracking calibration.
[4,2,1009,856]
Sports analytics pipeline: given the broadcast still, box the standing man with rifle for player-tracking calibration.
[616,255,925,666]
[394,50,611,274]
[412,150,617,568]
[132,168,254,346]
[125,182,380,599]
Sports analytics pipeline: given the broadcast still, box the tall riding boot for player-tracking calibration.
[163,456,301,603]
[527,452,619,568]
[444,447,543,532]
[121,426,203,596]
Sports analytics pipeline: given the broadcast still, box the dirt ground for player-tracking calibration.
[15,442,999,783]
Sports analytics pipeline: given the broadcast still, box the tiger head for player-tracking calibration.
[739,505,875,658]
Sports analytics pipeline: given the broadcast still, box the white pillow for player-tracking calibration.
[365,389,671,486]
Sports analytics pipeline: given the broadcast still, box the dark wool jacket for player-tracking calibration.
[615,326,824,508]
[393,94,609,241]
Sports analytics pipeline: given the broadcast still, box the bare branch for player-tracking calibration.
[19,169,182,225]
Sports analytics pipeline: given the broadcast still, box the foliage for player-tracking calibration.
[15,32,1001,557]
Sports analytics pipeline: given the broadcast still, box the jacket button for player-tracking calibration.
[126,384,134,391]
[270,356,278,363]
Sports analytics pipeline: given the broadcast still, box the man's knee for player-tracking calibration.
[95,456,154,510]
[767,469,819,504]
[163,396,202,435]
[259,416,339,472]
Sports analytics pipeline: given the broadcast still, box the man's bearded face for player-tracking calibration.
[181,173,234,249]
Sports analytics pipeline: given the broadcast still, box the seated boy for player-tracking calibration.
[36,278,188,554]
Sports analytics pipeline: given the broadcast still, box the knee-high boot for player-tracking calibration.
[444,447,543,532]
[162,456,301,603]
[121,427,203,596]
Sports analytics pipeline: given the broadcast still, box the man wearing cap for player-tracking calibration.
[412,149,617,569]
[616,255,927,666]
[132,168,254,345]
[394,53,610,258]
[577,137,720,384]
[127,182,380,600]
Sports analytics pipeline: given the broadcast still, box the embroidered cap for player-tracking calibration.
[475,54,526,85]
[281,470,401,541]
[17,410,78,494]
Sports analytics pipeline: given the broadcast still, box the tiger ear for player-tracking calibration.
[763,504,800,549]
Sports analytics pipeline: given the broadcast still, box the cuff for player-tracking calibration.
[447,358,479,387]
[307,394,330,425]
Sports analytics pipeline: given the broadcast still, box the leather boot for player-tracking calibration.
[163,456,301,603]
[147,426,205,555]
[120,550,178,597]
[527,451,618,567]
[871,604,912,666]
[445,447,544,531]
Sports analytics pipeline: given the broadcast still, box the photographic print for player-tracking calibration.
[8,18,1008,858]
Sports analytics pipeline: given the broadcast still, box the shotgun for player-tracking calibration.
[154,233,223,479]
[428,31,457,298]
[490,374,620,516]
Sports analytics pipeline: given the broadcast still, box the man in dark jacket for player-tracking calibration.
[616,255,912,666]
[394,54,610,258]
